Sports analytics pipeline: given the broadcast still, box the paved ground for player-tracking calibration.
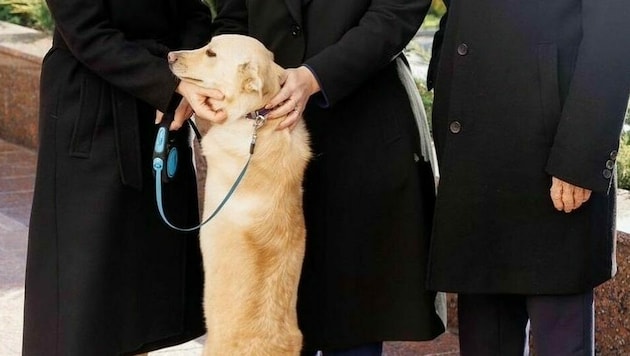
[0,138,459,355]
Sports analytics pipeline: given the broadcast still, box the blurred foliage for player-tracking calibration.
[202,0,217,18]
[617,106,630,190]
[0,0,52,32]
[429,0,446,17]
[0,5,21,24]
[418,81,434,129]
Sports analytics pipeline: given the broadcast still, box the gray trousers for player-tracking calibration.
[458,291,594,356]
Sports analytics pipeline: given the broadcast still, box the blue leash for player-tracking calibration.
[154,155,252,232]
[154,111,267,232]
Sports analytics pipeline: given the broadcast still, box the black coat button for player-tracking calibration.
[603,169,612,179]
[457,43,469,56]
[449,121,462,134]
[291,24,302,37]
[606,159,615,170]
[610,150,618,160]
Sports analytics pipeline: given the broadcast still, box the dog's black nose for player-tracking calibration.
[167,52,178,64]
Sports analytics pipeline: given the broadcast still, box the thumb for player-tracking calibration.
[155,110,164,124]
[199,87,225,100]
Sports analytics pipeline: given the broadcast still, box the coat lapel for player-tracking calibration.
[283,0,302,25]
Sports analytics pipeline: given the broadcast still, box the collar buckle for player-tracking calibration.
[248,108,269,154]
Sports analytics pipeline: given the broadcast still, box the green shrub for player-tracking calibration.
[0,5,22,24]
[418,80,434,125]
[617,106,630,190]
[429,0,446,17]
[422,0,446,29]
[0,0,53,32]
[202,0,217,18]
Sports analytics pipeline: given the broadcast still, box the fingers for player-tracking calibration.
[156,98,194,131]
[583,189,592,203]
[201,88,225,100]
[266,72,290,108]
[171,98,194,130]
[155,110,164,125]
[193,101,226,122]
[266,84,290,109]
[549,177,593,213]
[287,120,299,131]
[176,81,226,123]
[177,80,225,100]
[550,177,564,211]
[268,97,302,120]
[573,186,593,209]
[266,67,317,121]
[266,84,294,113]
[560,185,576,213]
[277,109,301,130]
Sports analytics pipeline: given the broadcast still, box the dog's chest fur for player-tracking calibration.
[199,118,311,356]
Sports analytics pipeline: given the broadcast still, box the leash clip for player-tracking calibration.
[249,112,267,154]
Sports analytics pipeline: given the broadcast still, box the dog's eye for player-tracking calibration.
[205,49,216,57]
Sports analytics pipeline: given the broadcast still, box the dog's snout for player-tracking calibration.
[167,52,178,64]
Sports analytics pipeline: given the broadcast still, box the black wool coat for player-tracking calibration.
[213,0,445,351]
[427,0,630,294]
[22,1,212,355]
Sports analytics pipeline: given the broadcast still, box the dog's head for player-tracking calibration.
[168,34,284,123]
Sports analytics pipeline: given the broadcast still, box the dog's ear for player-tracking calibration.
[239,61,263,94]
[260,62,284,97]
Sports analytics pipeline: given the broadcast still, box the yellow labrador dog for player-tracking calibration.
[169,35,311,356]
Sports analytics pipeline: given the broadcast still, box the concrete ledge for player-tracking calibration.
[0,21,50,62]
[0,21,51,149]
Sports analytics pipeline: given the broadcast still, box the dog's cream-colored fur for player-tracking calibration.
[169,35,311,356]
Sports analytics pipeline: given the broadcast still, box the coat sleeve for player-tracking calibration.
[545,0,630,192]
[178,0,214,49]
[45,0,211,112]
[303,0,431,107]
[211,0,250,36]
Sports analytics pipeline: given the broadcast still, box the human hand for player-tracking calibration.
[176,80,226,124]
[549,176,592,213]
[155,97,193,130]
[266,66,320,130]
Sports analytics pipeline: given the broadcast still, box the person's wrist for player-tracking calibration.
[299,66,320,95]
[174,79,185,95]
[309,77,320,95]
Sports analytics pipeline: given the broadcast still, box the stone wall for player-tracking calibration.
[0,21,50,149]
[595,232,630,354]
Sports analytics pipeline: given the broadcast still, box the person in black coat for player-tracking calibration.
[22,1,225,355]
[211,0,445,354]
[427,0,630,354]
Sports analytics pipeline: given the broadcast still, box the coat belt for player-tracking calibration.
[53,31,144,190]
